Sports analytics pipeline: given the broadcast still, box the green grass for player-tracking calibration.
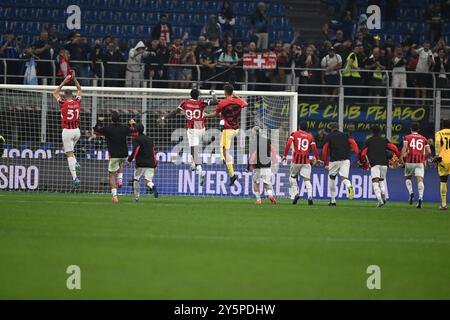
[0,192,449,299]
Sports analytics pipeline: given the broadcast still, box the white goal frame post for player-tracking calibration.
[0,84,298,155]
[0,85,298,195]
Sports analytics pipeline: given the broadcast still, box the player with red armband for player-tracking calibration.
[282,121,322,205]
[52,70,82,189]
[401,123,432,208]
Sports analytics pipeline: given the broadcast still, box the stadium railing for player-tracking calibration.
[0,57,446,135]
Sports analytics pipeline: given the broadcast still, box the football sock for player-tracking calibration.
[147,181,154,190]
[405,179,413,195]
[379,181,386,196]
[226,162,235,177]
[343,179,352,189]
[111,188,117,198]
[418,181,424,200]
[289,177,299,197]
[441,182,447,207]
[254,191,261,201]
[305,180,313,199]
[133,180,140,197]
[373,182,382,202]
[329,179,336,201]
[67,156,77,179]
[267,188,274,197]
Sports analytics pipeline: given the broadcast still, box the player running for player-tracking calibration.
[93,111,136,203]
[360,125,401,207]
[246,126,277,205]
[401,123,432,208]
[127,123,158,202]
[282,121,321,205]
[160,88,217,186]
[52,70,82,189]
[434,119,450,210]
[322,122,360,205]
[204,84,247,186]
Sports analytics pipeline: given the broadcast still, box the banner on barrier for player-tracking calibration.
[0,158,441,203]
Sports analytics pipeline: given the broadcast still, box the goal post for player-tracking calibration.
[0,84,297,197]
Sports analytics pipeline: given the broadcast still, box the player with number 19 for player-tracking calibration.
[52,70,82,189]
[401,123,431,208]
[282,121,321,205]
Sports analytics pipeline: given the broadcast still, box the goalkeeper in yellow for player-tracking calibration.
[204,84,247,186]
[435,119,450,210]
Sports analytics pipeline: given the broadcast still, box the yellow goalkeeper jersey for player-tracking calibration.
[436,129,450,163]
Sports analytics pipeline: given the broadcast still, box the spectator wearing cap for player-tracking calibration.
[126,41,149,87]
[364,47,387,103]
[250,2,270,49]
[321,46,342,100]
[342,43,363,99]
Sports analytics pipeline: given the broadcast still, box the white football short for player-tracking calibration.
[62,128,81,153]
[187,128,205,147]
[328,159,350,178]
[108,158,126,172]
[370,165,387,179]
[253,167,272,185]
[290,163,312,179]
[404,163,424,178]
[134,167,155,182]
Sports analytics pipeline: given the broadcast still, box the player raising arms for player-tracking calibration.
[160,88,217,186]
[401,123,432,208]
[127,123,158,202]
[360,125,401,207]
[246,126,277,205]
[434,119,450,210]
[322,122,360,205]
[204,84,247,186]
[282,121,321,205]
[93,111,136,203]
[52,70,82,189]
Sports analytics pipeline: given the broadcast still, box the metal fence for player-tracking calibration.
[1,57,448,135]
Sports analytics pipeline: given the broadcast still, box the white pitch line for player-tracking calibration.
[0,229,449,245]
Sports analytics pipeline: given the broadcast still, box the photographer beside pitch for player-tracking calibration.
[93,111,136,203]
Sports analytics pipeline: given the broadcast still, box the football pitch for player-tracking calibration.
[0,193,449,300]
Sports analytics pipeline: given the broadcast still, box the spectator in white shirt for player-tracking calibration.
[321,46,342,100]
[414,41,435,100]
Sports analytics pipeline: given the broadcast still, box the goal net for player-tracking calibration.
[0,85,297,197]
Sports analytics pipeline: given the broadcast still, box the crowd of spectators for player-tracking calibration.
[0,0,450,103]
